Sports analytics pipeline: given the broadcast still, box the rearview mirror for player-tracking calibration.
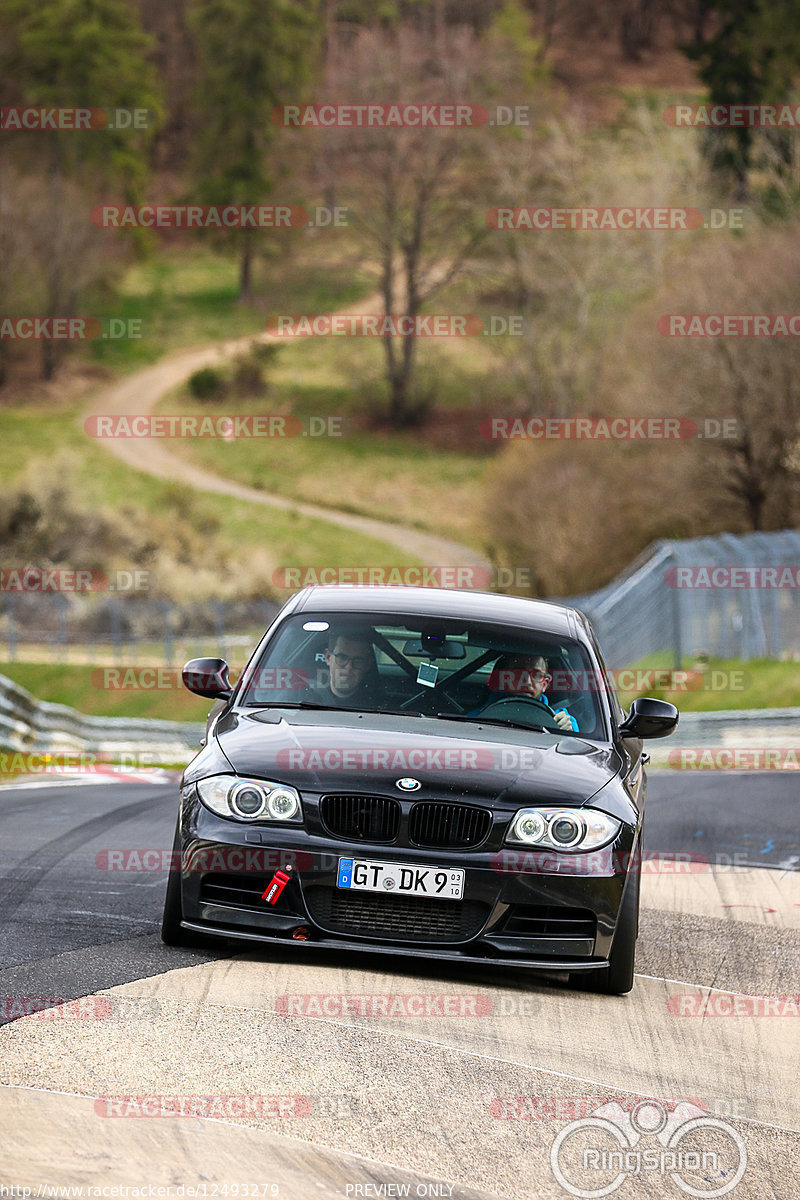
[182,657,233,700]
[402,638,466,659]
[618,697,678,740]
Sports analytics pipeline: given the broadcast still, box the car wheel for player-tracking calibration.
[570,855,639,996]
[160,821,207,948]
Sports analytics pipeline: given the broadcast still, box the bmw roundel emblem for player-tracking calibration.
[396,777,421,792]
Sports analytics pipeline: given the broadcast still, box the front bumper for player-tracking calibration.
[176,798,637,972]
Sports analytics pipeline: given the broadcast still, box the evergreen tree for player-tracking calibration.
[0,0,162,377]
[684,0,800,196]
[187,0,320,300]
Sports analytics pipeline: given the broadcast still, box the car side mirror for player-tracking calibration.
[182,657,233,700]
[619,696,678,739]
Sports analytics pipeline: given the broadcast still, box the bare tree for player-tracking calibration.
[14,175,111,380]
[481,100,709,418]
[635,229,800,533]
[319,22,491,425]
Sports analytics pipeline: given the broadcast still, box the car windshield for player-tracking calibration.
[238,612,607,739]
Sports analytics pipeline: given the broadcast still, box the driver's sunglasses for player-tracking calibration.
[331,652,370,669]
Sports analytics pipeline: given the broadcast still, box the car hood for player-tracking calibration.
[208,708,623,810]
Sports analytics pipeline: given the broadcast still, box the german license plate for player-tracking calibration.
[337,858,464,900]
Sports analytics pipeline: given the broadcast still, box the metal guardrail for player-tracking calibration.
[0,671,204,761]
[2,667,798,770]
[566,528,800,668]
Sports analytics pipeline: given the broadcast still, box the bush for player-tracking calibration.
[249,342,281,366]
[231,357,266,397]
[188,367,225,401]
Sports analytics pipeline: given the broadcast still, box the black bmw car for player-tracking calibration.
[162,585,677,994]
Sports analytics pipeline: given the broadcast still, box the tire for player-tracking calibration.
[160,820,208,948]
[570,855,639,995]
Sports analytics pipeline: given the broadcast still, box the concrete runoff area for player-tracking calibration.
[1,864,798,1199]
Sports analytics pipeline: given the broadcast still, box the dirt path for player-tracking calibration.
[83,299,490,570]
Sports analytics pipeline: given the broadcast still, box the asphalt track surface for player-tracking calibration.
[1,769,798,1199]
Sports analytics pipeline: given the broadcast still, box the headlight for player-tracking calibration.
[506,807,620,852]
[197,775,302,823]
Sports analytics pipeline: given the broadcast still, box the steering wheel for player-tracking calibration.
[477,693,564,730]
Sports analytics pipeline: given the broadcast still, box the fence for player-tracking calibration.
[2,529,799,673]
[0,671,203,760]
[566,528,800,668]
[0,595,279,669]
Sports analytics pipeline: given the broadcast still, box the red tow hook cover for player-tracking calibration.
[262,869,291,905]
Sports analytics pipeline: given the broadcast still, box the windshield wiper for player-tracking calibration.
[246,701,422,716]
[246,701,363,713]
[432,712,554,734]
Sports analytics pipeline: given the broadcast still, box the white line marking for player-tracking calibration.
[0,1083,511,1199]
[123,985,798,1137]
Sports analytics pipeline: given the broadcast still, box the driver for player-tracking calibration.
[313,627,384,708]
[476,652,578,731]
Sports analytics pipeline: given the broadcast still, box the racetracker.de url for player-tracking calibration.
[0,1187,279,1198]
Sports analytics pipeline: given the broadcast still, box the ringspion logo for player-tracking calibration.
[550,1100,746,1198]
